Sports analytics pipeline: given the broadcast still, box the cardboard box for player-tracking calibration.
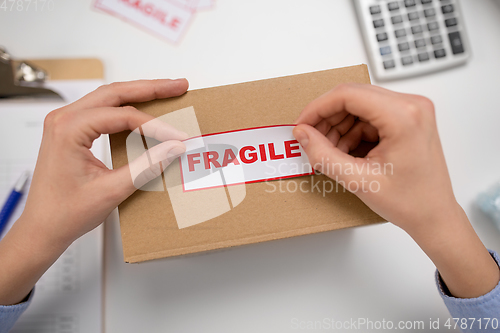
[110,65,384,263]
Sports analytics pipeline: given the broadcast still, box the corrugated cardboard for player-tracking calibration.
[110,65,385,263]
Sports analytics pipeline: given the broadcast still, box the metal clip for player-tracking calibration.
[0,47,61,99]
[16,61,49,83]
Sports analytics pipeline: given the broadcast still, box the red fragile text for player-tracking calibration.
[187,140,302,172]
[119,0,182,29]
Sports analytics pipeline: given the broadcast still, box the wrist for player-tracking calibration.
[0,215,70,305]
[404,201,466,250]
[17,210,74,253]
[404,204,500,298]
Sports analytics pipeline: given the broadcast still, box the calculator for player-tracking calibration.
[354,0,471,81]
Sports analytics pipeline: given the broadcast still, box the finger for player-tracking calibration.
[67,79,189,110]
[295,83,405,135]
[70,106,188,146]
[325,114,356,146]
[312,111,349,135]
[324,110,349,127]
[298,109,348,128]
[337,121,379,153]
[137,116,189,142]
[314,119,331,136]
[337,121,365,153]
[108,140,186,195]
[293,124,358,182]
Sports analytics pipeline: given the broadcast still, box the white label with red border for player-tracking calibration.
[94,0,194,43]
[179,125,313,191]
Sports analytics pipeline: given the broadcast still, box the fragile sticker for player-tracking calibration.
[94,0,194,43]
[179,125,314,191]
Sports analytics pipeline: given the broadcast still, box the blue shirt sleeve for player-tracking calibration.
[0,288,34,333]
[436,250,500,333]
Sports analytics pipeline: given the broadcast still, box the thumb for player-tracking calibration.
[108,140,186,198]
[293,124,357,182]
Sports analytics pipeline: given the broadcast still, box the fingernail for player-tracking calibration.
[178,131,189,141]
[168,146,186,157]
[293,128,309,149]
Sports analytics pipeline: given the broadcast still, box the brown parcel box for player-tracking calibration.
[110,65,385,263]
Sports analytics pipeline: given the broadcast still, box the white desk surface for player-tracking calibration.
[2,0,500,332]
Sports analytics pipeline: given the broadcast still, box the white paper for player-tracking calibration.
[0,80,104,333]
[179,125,313,192]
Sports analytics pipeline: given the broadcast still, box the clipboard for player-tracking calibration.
[0,47,103,98]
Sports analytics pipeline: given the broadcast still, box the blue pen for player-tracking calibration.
[0,171,30,238]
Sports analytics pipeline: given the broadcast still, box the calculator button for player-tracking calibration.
[370,5,381,15]
[408,12,419,21]
[448,31,465,54]
[391,15,403,25]
[414,39,426,48]
[424,8,436,18]
[398,42,410,52]
[421,0,433,4]
[434,49,446,58]
[388,2,399,11]
[404,0,416,8]
[411,25,423,34]
[427,22,439,31]
[418,52,430,62]
[380,46,392,56]
[395,29,407,38]
[441,4,454,14]
[431,35,443,44]
[445,18,458,27]
[377,32,389,42]
[383,60,396,69]
[373,19,385,28]
[401,56,414,66]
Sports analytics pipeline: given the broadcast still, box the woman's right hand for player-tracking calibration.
[293,84,499,298]
[294,83,454,235]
